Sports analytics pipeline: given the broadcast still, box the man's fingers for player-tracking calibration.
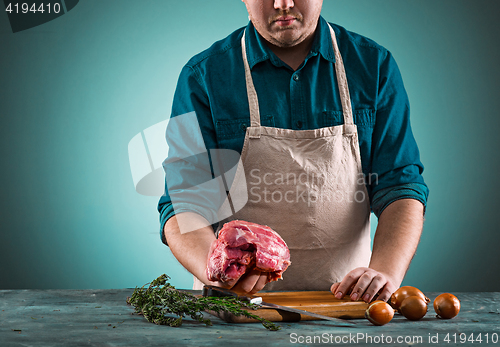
[333,267,367,299]
[330,282,340,294]
[357,273,387,302]
[330,282,353,298]
[233,269,262,294]
[249,274,268,295]
[333,267,398,303]
[218,279,236,289]
[349,271,377,301]
[375,283,396,303]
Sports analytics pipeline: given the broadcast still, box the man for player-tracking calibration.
[158,0,428,303]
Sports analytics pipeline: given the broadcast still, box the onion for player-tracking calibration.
[390,286,430,312]
[365,300,395,326]
[434,293,460,319]
[400,296,428,321]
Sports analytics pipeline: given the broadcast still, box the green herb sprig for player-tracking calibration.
[126,274,280,331]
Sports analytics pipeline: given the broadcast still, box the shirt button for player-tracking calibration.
[293,74,300,81]
[296,120,303,129]
[240,123,247,131]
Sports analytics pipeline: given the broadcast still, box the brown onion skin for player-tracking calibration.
[365,300,395,326]
[390,286,430,312]
[400,296,428,321]
[434,293,460,319]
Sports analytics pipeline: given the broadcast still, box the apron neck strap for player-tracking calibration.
[328,24,354,125]
[241,30,261,128]
[241,24,354,127]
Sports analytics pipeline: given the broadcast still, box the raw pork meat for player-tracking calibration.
[206,220,291,283]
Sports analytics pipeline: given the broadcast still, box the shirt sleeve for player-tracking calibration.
[157,64,221,245]
[369,50,429,218]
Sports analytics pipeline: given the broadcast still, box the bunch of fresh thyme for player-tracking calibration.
[126,274,280,331]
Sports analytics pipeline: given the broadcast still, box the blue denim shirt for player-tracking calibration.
[158,16,428,244]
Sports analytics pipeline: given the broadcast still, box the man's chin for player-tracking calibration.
[270,33,303,48]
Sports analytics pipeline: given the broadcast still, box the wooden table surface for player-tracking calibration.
[1,289,499,346]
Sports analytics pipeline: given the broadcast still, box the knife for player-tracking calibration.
[203,285,356,327]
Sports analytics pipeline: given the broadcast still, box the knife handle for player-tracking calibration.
[202,285,252,302]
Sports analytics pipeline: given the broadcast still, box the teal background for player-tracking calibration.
[1,0,499,291]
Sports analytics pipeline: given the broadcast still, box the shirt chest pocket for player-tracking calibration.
[322,109,375,127]
[215,115,276,152]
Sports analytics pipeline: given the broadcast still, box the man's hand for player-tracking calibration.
[166,213,268,295]
[225,269,269,295]
[330,199,424,303]
[164,213,222,288]
[330,267,397,303]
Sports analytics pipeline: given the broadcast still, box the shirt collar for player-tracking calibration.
[244,15,336,70]
[311,16,336,63]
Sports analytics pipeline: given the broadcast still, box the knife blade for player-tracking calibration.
[203,285,356,327]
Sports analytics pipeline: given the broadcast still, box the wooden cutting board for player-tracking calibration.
[208,291,368,323]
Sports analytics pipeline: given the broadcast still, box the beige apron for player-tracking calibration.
[194,25,371,291]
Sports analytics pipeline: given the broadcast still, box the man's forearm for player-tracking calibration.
[369,198,424,287]
[163,213,219,286]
